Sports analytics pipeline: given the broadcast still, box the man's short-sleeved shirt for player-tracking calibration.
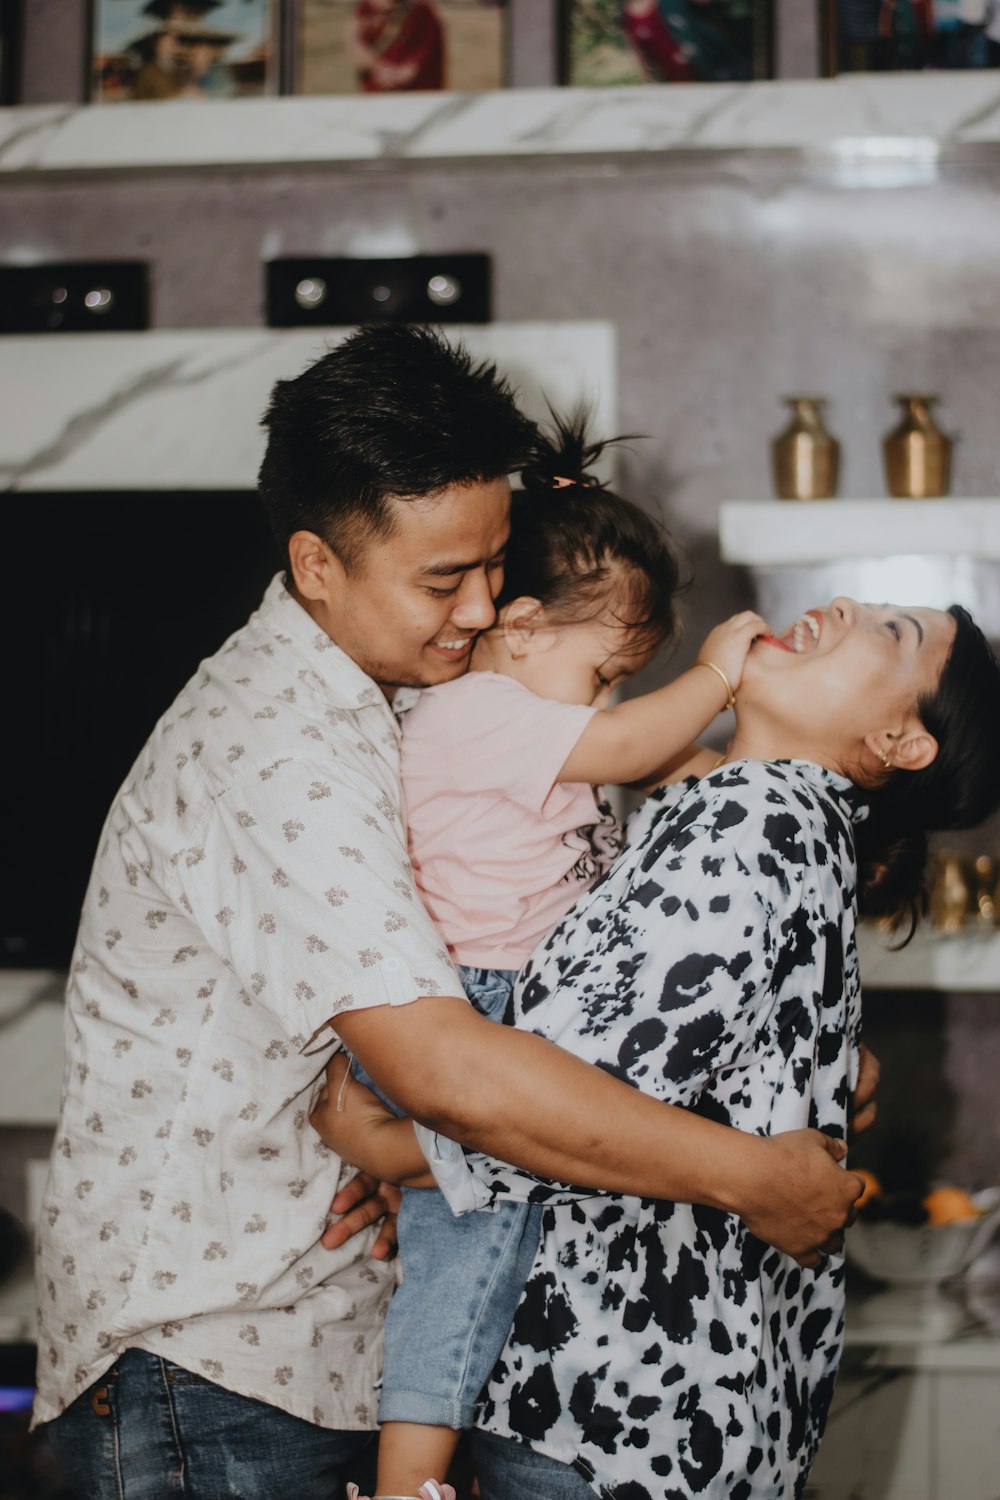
[33,574,460,1430]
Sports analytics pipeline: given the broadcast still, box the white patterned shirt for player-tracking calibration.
[33,574,460,1430]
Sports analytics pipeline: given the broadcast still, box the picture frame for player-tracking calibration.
[822,0,1000,75]
[0,0,22,105]
[293,0,510,97]
[559,0,774,87]
[88,0,281,104]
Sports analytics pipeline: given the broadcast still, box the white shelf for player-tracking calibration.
[0,323,616,492]
[858,925,1000,992]
[2,74,1000,176]
[719,499,1000,567]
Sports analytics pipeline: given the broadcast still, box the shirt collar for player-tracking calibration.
[257,572,390,713]
[769,758,870,826]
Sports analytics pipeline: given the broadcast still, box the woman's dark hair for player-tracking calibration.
[498,410,684,659]
[257,323,537,569]
[858,605,1000,935]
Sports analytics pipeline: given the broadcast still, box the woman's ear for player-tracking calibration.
[497,596,553,658]
[865,724,939,774]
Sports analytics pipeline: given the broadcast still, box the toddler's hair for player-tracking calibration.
[498,410,683,658]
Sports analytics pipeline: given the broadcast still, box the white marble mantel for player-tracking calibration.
[1,74,1000,177]
[0,323,616,491]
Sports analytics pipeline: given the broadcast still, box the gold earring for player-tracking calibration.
[878,748,893,770]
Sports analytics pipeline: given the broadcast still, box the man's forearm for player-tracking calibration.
[334,996,755,1212]
[334,995,861,1266]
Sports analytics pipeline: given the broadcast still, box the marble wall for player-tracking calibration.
[3,29,1000,1215]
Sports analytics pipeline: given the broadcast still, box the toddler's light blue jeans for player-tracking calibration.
[350,965,542,1429]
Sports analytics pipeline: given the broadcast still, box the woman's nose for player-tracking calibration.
[830,596,858,627]
[450,572,497,632]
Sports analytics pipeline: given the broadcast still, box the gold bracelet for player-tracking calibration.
[695,659,735,712]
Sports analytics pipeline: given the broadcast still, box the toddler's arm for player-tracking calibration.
[559,610,766,786]
[313,1052,435,1189]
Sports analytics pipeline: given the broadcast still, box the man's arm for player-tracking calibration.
[332,995,861,1268]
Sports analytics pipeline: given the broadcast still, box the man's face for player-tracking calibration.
[300,478,511,693]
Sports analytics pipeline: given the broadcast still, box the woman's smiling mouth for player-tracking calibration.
[758,610,824,655]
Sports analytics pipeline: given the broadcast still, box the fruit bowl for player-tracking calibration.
[845,1186,1000,1287]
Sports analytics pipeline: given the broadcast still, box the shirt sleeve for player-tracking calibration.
[405,676,598,813]
[442,791,792,1210]
[165,751,461,1041]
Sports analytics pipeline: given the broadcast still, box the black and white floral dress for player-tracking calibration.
[463,759,867,1500]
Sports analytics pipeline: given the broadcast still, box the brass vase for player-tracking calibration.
[928,851,972,933]
[883,395,953,498]
[771,397,840,501]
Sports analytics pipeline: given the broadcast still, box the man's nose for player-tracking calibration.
[450,572,497,632]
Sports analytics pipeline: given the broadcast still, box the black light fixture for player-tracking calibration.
[266,255,491,327]
[0,263,149,333]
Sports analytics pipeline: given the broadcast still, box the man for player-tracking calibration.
[35,324,865,1498]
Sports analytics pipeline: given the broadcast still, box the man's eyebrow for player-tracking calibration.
[902,613,925,645]
[420,549,506,579]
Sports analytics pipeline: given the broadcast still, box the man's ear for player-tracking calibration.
[288,530,343,601]
[497,596,553,657]
[865,723,939,774]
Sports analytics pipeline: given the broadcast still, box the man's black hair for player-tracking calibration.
[258,323,538,568]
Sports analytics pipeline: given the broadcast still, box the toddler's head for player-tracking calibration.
[481,412,683,706]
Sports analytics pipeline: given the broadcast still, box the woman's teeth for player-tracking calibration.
[788,613,820,654]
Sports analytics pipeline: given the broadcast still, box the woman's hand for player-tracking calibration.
[697,610,769,696]
[321,1172,401,1260]
[848,1043,880,1137]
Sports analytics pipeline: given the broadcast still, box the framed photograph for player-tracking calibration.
[823,0,1000,74]
[0,0,22,105]
[89,0,280,103]
[560,0,774,86]
[294,0,509,96]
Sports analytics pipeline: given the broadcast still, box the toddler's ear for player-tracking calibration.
[497,596,554,657]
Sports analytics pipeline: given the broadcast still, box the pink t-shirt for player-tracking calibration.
[400,672,624,970]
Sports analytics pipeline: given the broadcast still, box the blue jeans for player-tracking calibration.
[43,1348,376,1500]
[472,1430,595,1500]
[351,966,542,1429]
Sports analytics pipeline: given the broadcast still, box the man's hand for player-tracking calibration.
[734,1130,864,1269]
[321,1172,401,1260]
[849,1043,880,1138]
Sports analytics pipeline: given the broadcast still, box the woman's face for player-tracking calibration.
[738,597,956,769]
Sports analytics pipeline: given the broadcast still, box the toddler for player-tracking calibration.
[337,415,764,1498]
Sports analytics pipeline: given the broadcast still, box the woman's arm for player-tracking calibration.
[558,611,763,786]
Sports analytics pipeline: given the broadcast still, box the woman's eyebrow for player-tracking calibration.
[902,613,925,645]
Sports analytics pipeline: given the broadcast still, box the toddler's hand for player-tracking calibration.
[696,611,768,695]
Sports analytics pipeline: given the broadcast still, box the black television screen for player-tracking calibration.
[2,493,282,969]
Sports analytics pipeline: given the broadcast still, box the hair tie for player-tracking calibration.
[550,473,600,490]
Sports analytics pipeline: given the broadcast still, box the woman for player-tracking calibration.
[326,597,1000,1499]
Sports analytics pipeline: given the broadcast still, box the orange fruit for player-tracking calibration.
[854,1169,883,1209]
[923,1186,980,1225]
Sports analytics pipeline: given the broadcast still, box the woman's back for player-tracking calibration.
[473,759,865,1499]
